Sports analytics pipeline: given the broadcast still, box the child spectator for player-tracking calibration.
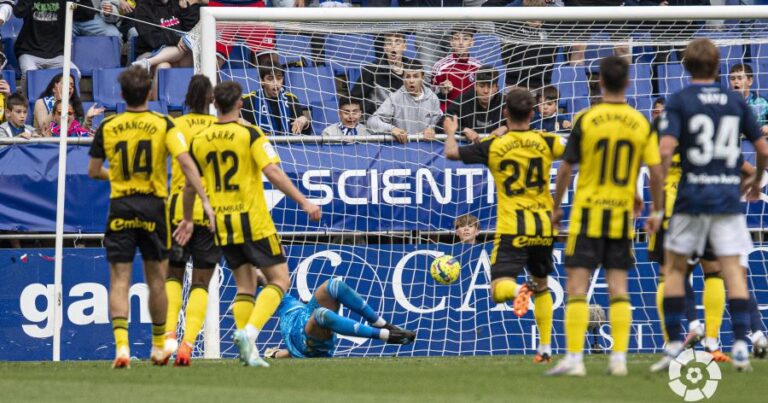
[32,74,103,134]
[651,97,665,121]
[0,93,36,138]
[321,96,368,140]
[440,65,505,142]
[241,60,312,135]
[454,214,480,245]
[431,24,482,111]
[531,86,571,132]
[729,63,768,134]
[44,100,91,137]
[368,61,442,144]
[350,31,414,116]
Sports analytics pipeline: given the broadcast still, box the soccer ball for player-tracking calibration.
[430,255,461,285]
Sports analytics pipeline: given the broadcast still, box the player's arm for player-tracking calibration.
[658,136,678,177]
[87,122,109,180]
[443,115,492,163]
[178,152,215,229]
[252,131,321,221]
[748,137,768,201]
[443,115,461,160]
[552,118,583,229]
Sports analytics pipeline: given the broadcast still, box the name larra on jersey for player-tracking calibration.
[458,129,565,236]
[189,122,281,246]
[660,84,761,214]
[564,102,660,239]
[89,111,188,199]
[168,113,217,225]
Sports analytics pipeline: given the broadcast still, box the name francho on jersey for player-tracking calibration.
[660,84,761,214]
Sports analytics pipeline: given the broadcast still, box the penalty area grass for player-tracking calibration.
[1,355,767,403]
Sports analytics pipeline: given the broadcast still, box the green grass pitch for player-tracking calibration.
[1,355,767,402]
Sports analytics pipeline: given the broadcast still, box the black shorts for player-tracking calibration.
[169,225,222,269]
[221,234,287,269]
[649,228,665,265]
[104,195,169,263]
[565,235,634,271]
[490,235,554,280]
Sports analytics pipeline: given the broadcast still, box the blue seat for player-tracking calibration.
[719,44,745,64]
[325,34,376,76]
[2,37,19,74]
[627,64,653,118]
[127,36,138,63]
[657,64,690,97]
[2,70,16,93]
[27,69,81,102]
[157,68,195,111]
[220,45,252,71]
[276,33,313,66]
[285,66,339,136]
[72,36,122,76]
[219,68,261,95]
[93,68,125,110]
[470,34,504,70]
[404,34,418,61]
[551,63,589,119]
[0,16,22,39]
[116,101,168,114]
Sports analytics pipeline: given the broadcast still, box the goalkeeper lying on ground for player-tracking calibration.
[264,278,416,359]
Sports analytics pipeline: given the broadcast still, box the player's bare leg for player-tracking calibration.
[530,276,553,364]
[547,268,589,377]
[109,263,132,369]
[231,264,257,364]
[242,262,291,367]
[718,255,752,371]
[144,259,171,365]
[606,269,630,376]
[175,268,214,367]
[491,277,534,317]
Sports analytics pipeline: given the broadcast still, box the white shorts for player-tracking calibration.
[665,214,753,258]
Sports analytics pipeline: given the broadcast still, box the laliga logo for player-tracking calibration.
[668,349,721,402]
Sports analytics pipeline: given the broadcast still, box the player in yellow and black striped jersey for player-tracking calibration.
[162,75,222,366]
[175,81,320,367]
[547,56,665,377]
[86,66,213,369]
[444,87,563,364]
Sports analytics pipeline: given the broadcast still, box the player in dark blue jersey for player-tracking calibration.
[655,39,768,372]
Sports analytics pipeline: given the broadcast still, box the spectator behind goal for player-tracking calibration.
[0,92,36,139]
[368,60,442,144]
[241,60,312,136]
[729,63,768,134]
[454,214,480,245]
[438,65,505,143]
[531,86,571,133]
[13,0,79,79]
[32,73,103,134]
[431,24,482,112]
[321,96,369,140]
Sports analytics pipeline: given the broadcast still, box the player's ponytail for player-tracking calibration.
[185,75,214,115]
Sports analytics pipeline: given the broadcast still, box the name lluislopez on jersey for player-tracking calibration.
[495,138,548,155]
[109,218,156,232]
[110,121,158,136]
[512,235,553,248]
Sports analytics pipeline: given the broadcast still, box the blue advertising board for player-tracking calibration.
[2,244,766,361]
[0,143,765,234]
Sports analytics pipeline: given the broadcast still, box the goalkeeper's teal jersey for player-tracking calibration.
[278,294,337,358]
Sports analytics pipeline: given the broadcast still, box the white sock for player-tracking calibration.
[688,319,703,334]
[378,328,390,342]
[749,330,765,344]
[566,352,583,363]
[538,344,552,356]
[666,341,683,356]
[610,352,626,364]
[733,340,749,357]
[703,337,719,351]
[372,318,387,328]
[245,324,259,342]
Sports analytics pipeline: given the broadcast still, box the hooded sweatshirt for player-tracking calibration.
[367,85,442,135]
